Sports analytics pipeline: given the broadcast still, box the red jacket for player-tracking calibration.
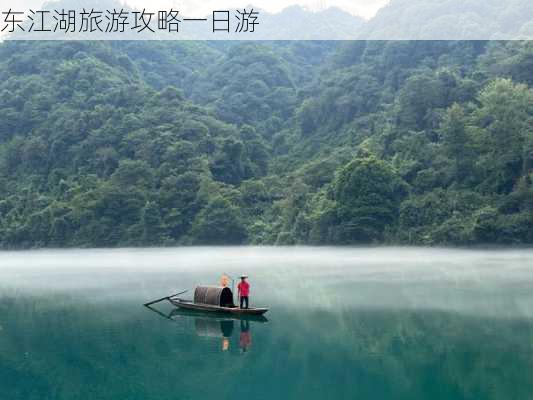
[238,281,250,297]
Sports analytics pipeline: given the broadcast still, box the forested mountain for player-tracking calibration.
[358,0,533,39]
[0,40,532,247]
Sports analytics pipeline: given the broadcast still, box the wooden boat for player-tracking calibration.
[169,307,269,322]
[169,297,269,316]
[168,285,269,316]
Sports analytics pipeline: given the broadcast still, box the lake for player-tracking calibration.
[1,247,533,399]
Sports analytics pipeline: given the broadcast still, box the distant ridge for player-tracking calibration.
[357,0,533,39]
[257,5,365,39]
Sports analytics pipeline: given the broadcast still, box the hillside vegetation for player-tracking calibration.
[0,40,532,247]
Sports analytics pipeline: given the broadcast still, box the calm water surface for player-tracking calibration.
[1,247,533,400]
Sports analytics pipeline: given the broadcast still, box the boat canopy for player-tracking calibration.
[194,285,234,307]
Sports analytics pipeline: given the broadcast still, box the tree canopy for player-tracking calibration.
[0,40,532,247]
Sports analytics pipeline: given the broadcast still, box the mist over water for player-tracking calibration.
[1,247,533,399]
[1,247,532,317]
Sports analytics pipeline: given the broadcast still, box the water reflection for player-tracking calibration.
[193,318,234,351]
[2,293,533,399]
[239,320,251,353]
[2,248,533,400]
[146,305,267,353]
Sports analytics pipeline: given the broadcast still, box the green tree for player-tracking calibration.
[333,156,406,243]
[210,138,246,185]
[439,103,473,182]
[140,201,166,245]
[473,78,533,193]
[191,196,247,244]
[111,159,154,189]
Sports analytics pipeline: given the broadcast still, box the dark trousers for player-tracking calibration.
[240,296,249,309]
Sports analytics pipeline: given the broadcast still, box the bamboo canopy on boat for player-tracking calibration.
[194,285,234,307]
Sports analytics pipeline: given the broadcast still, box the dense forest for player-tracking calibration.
[0,40,532,247]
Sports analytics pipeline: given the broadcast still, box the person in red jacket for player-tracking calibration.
[237,275,250,309]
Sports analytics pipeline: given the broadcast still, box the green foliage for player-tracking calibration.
[1,40,533,247]
[333,156,406,243]
[472,78,533,193]
[191,196,247,244]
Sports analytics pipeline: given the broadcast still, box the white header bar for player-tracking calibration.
[1,0,532,40]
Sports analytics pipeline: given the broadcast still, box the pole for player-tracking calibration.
[143,290,188,306]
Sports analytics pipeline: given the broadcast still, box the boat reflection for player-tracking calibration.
[193,317,234,351]
[145,305,267,352]
[168,308,268,323]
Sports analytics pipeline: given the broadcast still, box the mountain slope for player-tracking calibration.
[0,40,532,247]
